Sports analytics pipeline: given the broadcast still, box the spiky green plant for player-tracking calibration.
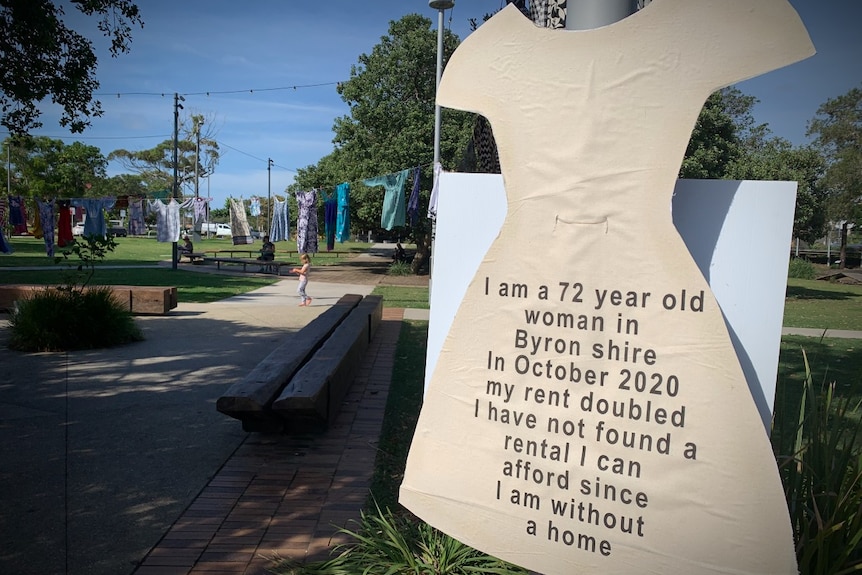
[267,502,527,575]
[788,257,817,280]
[387,261,413,276]
[7,232,144,352]
[775,350,862,574]
[8,286,143,352]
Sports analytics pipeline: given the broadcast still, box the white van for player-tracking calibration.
[200,223,231,237]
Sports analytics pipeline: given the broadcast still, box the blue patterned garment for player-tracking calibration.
[269,199,290,242]
[71,197,115,237]
[38,199,55,257]
[335,182,350,243]
[323,191,337,250]
[295,190,319,254]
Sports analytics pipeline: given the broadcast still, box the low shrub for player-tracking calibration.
[774,350,862,574]
[268,502,527,575]
[387,261,413,276]
[8,286,144,352]
[788,257,816,280]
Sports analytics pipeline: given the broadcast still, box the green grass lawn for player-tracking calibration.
[0,268,279,303]
[783,278,862,331]
[0,235,370,267]
[370,286,430,309]
[774,335,862,444]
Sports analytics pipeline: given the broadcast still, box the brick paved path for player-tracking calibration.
[134,308,404,575]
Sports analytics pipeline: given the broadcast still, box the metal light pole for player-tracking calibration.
[267,158,273,236]
[172,93,184,270]
[429,0,454,291]
[565,0,635,29]
[430,0,453,170]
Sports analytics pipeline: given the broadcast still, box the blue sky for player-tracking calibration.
[30,0,862,209]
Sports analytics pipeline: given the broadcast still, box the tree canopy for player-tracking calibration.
[0,0,143,134]
[2,135,107,198]
[680,87,828,244]
[108,113,220,196]
[292,13,474,271]
[807,84,862,266]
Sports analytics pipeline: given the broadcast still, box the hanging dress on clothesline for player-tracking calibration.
[56,200,73,247]
[128,199,146,236]
[148,198,191,242]
[323,191,337,251]
[269,199,290,242]
[0,196,10,254]
[407,166,421,227]
[229,198,253,245]
[399,3,814,575]
[71,197,115,238]
[295,190,319,254]
[37,199,55,257]
[8,195,28,235]
[335,182,350,243]
[364,169,408,231]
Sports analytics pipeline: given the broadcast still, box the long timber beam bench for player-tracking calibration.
[216,293,382,433]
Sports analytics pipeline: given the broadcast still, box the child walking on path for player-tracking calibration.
[292,253,311,306]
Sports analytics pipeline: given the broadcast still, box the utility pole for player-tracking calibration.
[172,92,184,270]
[193,118,201,242]
[267,158,273,236]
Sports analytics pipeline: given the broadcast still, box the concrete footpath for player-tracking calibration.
[0,247,427,575]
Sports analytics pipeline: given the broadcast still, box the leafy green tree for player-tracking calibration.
[727,138,826,245]
[293,14,473,272]
[682,87,829,246]
[91,173,149,198]
[2,135,107,198]
[680,88,753,179]
[0,0,143,134]
[108,113,220,197]
[807,85,862,267]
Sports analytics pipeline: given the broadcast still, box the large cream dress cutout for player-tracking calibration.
[400,1,814,574]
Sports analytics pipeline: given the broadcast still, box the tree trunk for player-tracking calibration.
[840,221,848,269]
[411,228,432,275]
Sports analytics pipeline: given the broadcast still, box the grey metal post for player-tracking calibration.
[172,93,182,270]
[565,0,636,30]
[430,0,453,168]
[429,0,454,291]
[267,158,273,236]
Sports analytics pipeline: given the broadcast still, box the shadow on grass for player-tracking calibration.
[785,285,860,301]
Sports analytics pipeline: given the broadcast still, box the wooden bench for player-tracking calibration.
[216,293,383,433]
[179,252,206,264]
[206,257,291,275]
[280,250,352,258]
[271,294,383,432]
[216,294,363,432]
[204,249,260,258]
[0,284,178,315]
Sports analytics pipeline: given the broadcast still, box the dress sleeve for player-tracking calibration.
[437,4,528,118]
[656,0,814,92]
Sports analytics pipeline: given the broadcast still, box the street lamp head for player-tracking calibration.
[429,0,454,10]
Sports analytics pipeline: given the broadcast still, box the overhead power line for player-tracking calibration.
[94,81,341,99]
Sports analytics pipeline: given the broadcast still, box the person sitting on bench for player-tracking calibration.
[393,242,407,263]
[179,236,194,255]
[257,235,275,272]
[258,236,275,262]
